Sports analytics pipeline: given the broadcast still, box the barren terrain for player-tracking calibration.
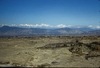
[0,36,100,67]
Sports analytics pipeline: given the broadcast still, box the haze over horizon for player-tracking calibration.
[0,0,100,27]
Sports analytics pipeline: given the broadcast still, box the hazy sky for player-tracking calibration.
[0,0,100,26]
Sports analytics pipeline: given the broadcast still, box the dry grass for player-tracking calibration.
[0,36,100,67]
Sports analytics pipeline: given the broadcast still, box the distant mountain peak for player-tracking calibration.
[2,25,10,28]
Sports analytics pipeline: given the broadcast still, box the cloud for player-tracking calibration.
[88,25,100,29]
[34,24,51,27]
[1,24,100,29]
[18,24,53,28]
[17,24,71,28]
[19,24,34,27]
[88,25,94,28]
[56,24,73,28]
[56,24,67,28]
[96,26,100,29]
[18,24,69,28]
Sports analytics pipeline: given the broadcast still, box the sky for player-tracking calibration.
[0,0,100,27]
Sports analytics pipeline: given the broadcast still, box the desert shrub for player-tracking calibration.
[85,51,100,60]
[0,61,10,64]
[69,42,90,56]
[69,46,83,56]
[29,41,37,45]
[91,42,100,45]
[37,43,69,49]
[86,42,100,51]
[37,63,50,68]
[75,39,79,43]
[51,61,58,65]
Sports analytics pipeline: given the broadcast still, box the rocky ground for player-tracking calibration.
[0,36,100,67]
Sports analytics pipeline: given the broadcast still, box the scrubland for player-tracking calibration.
[0,36,100,67]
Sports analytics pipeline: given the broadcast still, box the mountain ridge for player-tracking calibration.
[0,26,100,36]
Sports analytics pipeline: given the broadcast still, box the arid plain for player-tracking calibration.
[0,36,100,67]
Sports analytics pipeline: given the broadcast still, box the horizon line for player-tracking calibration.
[0,24,100,29]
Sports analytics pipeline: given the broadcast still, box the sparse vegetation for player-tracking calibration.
[37,63,50,68]
[37,43,68,49]
[0,36,100,67]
